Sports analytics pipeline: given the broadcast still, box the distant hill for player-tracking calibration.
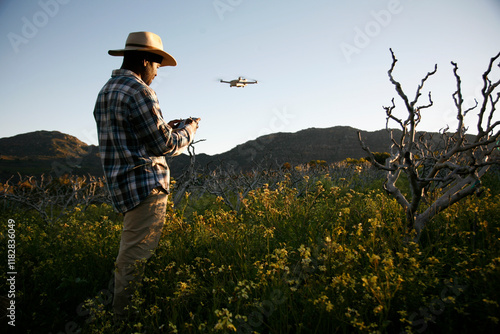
[0,127,399,182]
[0,130,102,182]
[0,130,89,158]
[170,126,400,174]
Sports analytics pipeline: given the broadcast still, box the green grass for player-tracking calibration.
[0,170,499,333]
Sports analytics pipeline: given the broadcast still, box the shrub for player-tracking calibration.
[0,167,499,333]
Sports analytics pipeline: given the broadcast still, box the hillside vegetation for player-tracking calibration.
[0,131,102,181]
[1,163,499,333]
[0,127,407,181]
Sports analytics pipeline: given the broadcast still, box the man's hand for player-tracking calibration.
[186,117,201,129]
[168,119,183,128]
[169,117,200,130]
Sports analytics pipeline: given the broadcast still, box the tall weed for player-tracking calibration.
[0,168,499,333]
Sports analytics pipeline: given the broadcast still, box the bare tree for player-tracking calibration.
[359,49,500,239]
[0,174,110,224]
[197,159,283,211]
[169,139,206,207]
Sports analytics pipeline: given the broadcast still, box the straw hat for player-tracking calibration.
[108,31,177,67]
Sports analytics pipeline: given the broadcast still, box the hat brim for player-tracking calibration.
[108,47,177,67]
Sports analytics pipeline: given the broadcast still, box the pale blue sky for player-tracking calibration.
[1,0,499,155]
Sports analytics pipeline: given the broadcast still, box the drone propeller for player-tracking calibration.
[217,76,260,87]
[241,76,258,82]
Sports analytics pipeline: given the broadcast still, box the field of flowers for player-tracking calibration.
[1,164,499,333]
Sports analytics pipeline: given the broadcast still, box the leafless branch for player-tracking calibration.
[0,174,110,224]
[358,49,500,240]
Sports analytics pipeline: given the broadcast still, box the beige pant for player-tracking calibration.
[113,188,168,316]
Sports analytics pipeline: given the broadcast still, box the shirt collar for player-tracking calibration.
[111,69,142,81]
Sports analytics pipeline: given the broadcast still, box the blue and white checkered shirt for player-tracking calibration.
[94,69,196,213]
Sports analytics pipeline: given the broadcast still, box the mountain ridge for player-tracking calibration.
[0,127,399,182]
[178,125,398,171]
[0,130,91,159]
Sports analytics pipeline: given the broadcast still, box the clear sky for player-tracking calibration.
[1,0,499,155]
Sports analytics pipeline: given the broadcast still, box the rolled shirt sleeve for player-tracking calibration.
[129,87,196,157]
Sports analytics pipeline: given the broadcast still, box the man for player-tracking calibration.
[93,31,200,318]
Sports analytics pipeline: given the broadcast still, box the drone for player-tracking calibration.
[220,77,258,88]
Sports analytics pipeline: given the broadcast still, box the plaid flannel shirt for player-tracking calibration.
[94,69,196,213]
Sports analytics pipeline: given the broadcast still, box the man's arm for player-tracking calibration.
[166,118,201,157]
[129,88,199,157]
